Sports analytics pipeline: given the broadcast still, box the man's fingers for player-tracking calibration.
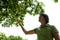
[17,20,21,22]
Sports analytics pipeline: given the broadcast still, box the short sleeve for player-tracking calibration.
[51,26,58,33]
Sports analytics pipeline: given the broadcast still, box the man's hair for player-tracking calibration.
[40,14,49,24]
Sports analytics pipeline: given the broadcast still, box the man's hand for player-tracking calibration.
[17,19,23,27]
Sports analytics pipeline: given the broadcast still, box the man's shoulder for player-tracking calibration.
[47,24,55,27]
[46,24,56,29]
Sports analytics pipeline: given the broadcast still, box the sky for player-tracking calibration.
[0,0,60,40]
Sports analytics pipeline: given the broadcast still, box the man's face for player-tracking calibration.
[39,16,46,24]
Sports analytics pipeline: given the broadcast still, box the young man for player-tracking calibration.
[17,14,60,40]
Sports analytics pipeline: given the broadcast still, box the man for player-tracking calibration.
[17,14,60,40]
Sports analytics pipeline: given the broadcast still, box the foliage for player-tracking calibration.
[0,0,58,27]
[53,0,58,3]
[0,32,24,40]
[8,35,23,40]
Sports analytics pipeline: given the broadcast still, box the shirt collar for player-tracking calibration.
[40,24,49,28]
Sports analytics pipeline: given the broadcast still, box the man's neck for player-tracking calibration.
[41,23,46,27]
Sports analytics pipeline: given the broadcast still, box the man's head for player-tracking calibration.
[39,14,49,24]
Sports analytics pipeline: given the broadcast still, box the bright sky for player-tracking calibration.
[0,0,60,40]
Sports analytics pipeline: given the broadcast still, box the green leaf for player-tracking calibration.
[53,0,58,3]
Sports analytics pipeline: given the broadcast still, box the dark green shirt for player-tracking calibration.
[34,24,58,40]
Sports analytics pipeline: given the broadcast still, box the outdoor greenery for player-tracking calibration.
[0,32,26,40]
[0,0,58,27]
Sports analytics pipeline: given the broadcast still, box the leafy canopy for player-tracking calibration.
[0,32,23,40]
[0,0,58,27]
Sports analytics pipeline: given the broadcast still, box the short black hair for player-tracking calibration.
[40,14,49,24]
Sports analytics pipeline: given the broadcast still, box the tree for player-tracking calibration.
[0,32,24,40]
[8,35,23,40]
[0,0,58,27]
[0,32,7,40]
